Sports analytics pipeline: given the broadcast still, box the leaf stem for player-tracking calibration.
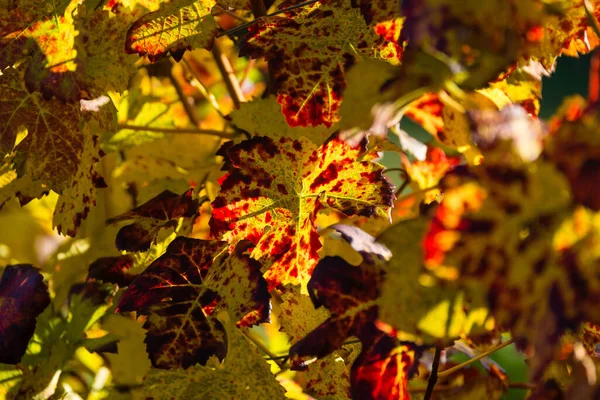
[212,40,246,109]
[169,69,202,127]
[117,124,235,139]
[424,346,442,400]
[243,329,285,368]
[437,338,515,378]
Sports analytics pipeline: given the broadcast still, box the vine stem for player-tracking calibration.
[243,329,286,369]
[423,346,442,400]
[212,40,246,108]
[410,381,536,393]
[437,338,516,379]
[117,124,235,139]
[169,69,201,126]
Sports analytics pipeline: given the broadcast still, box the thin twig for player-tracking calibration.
[212,40,246,108]
[117,124,235,138]
[169,71,201,126]
[437,338,515,379]
[424,346,442,400]
[243,329,285,368]
[410,381,536,393]
[239,58,256,87]
[181,57,225,117]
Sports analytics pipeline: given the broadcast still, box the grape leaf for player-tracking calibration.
[210,136,394,288]
[400,0,600,87]
[377,218,492,343]
[581,322,600,357]
[102,314,151,386]
[545,98,600,211]
[404,146,461,204]
[106,189,199,252]
[143,312,286,399]
[117,237,270,368]
[0,1,148,101]
[289,237,420,399]
[404,93,445,135]
[0,265,50,364]
[423,111,600,377]
[277,285,330,344]
[88,254,136,287]
[351,0,400,25]
[10,280,115,398]
[339,59,398,132]
[239,0,401,127]
[125,0,219,62]
[229,96,335,144]
[0,67,116,236]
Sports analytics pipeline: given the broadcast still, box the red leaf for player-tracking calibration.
[210,136,394,288]
[88,255,136,287]
[0,265,50,364]
[239,0,401,127]
[117,237,270,368]
[289,242,420,399]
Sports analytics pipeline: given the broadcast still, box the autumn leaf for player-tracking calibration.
[277,285,330,344]
[87,254,136,287]
[117,237,270,368]
[423,108,600,378]
[106,189,199,252]
[400,0,600,87]
[289,253,420,400]
[125,0,220,62]
[0,265,50,364]
[0,67,116,236]
[229,96,335,144]
[240,0,401,127]
[210,136,394,288]
[0,1,149,101]
[12,280,116,398]
[377,218,493,343]
[545,98,600,211]
[287,226,421,399]
[143,312,286,399]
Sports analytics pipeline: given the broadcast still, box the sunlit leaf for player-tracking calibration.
[0,68,116,236]
[126,0,219,62]
[240,0,401,127]
[210,136,394,288]
[117,237,270,368]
